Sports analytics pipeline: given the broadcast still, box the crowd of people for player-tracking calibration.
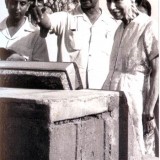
[0,0,158,157]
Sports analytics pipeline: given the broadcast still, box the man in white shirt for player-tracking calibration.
[0,0,49,61]
[31,0,117,88]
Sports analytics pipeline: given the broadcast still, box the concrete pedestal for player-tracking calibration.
[0,88,142,160]
[0,62,82,90]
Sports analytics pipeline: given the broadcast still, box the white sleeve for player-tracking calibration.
[48,12,68,35]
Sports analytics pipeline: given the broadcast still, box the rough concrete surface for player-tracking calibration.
[0,88,142,160]
[0,61,82,90]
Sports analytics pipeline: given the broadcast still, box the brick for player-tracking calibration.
[49,123,77,160]
[77,118,104,160]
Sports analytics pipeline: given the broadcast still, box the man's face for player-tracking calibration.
[36,0,44,7]
[80,0,99,9]
[6,0,30,20]
[107,0,132,20]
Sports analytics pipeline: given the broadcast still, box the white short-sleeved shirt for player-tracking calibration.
[48,5,117,89]
[0,17,49,61]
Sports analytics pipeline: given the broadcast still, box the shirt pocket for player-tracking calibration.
[66,30,83,51]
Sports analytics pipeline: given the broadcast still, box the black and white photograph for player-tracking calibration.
[0,0,159,159]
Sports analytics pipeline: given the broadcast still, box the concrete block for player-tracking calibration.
[0,103,49,160]
[77,118,104,160]
[0,61,82,90]
[49,123,77,160]
[0,88,110,122]
[0,88,143,160]
[102,106,119,160]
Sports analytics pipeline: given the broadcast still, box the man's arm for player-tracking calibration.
[31,6,51,37]
[31,32,49,62]
[144,57,159,132]
[0,48,27,61]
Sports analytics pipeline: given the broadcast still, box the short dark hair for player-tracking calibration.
[136,0,151,16]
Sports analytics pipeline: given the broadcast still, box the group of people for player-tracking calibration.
[0,0,158,157]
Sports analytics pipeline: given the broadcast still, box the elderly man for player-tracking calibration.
[31,0,117,89]
[103,0,158,155]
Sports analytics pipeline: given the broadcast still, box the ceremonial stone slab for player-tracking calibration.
[0,61,82,90]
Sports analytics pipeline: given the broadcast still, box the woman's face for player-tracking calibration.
[107,0,133,20]
[6,0,30,21]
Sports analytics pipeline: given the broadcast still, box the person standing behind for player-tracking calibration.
[0,0,49,61]
[103,0,158,156]
[30,0,117,89]
[136,0,151,16]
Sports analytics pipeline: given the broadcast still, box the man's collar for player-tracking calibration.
[0,17,37,32]
[23,18,37,32]
[72,5,84,16]
[72,5,112,23]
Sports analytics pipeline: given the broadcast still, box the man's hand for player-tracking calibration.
[145,118,156,134]
[6,53,27,61]
[30,6,51,37]
[143,113,156,135]
[0,48,14,60]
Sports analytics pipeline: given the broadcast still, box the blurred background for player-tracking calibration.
[0,0,158,22]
